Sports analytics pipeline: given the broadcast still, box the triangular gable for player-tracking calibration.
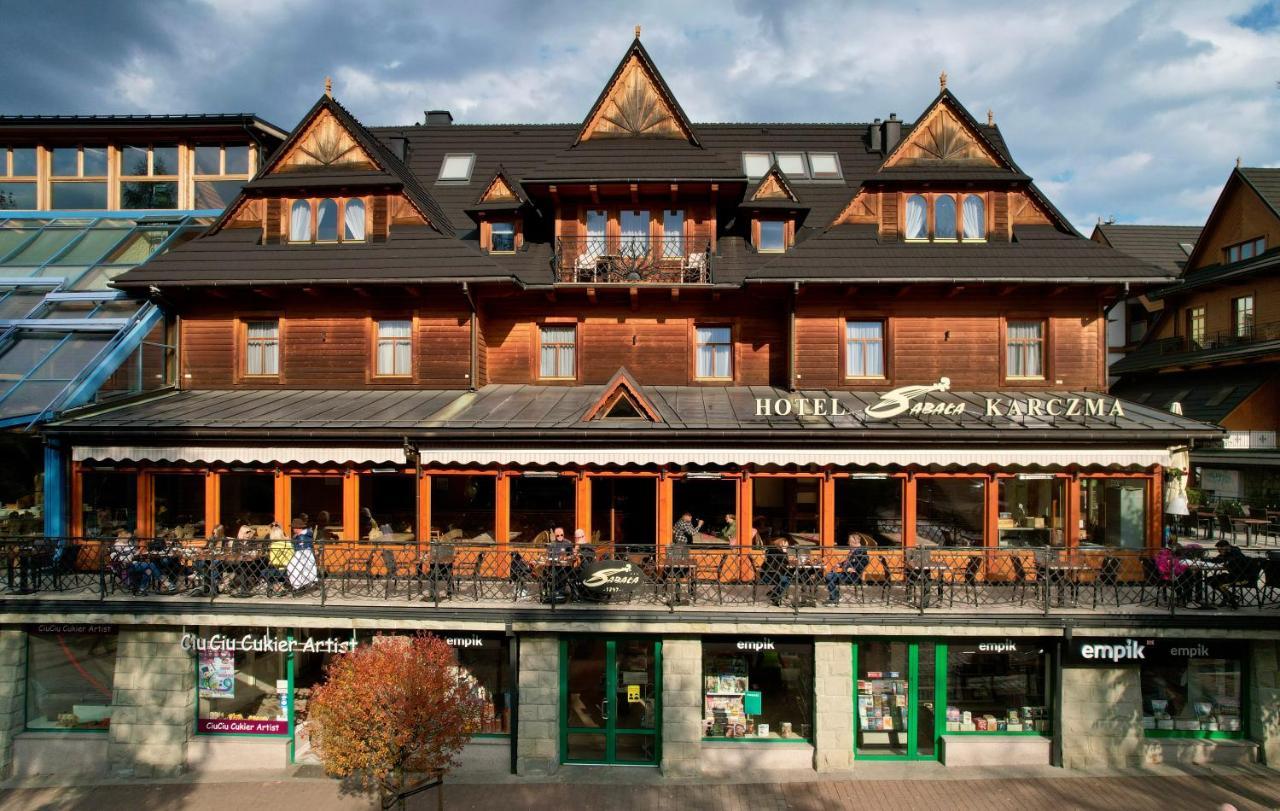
[576,37,699,146]
[1183,167,1279,273]
[749,163,799,202]
[583,367,662,422]
[476,166,526,205]
[883,91,1007,169]
[271,107,379,174]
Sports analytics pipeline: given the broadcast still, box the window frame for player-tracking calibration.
[807,152,842,180]
[1224,236,1266,265]
[843,318,888,380]
[487,220,517,254]
[437,153,476,182]
[933,194,958,242]
[286,197,369,245]
[742,151,773,180]
[3,146,38,179]
[1003,318,1047,382]
[372,317,414,379]
[692,322,735,382]
[773,151,809,179]
[901,191,990,243]
[49,144,109,210]
[1186,305,1206,347]
[239,317,282,380]
[755,218,789,253]
[536,321,578,382]
[1231,294,1254,338]
[960,193,987,242]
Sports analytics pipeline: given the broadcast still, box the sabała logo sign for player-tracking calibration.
[579,561,643,596]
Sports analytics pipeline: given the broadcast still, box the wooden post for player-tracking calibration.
[418,473,432,541]
[136,470,154,537]
[205,471,220,537]
[274,469,290,526]
[1148,468,1162,550]
[343,470,359,540]
[1065,475,1081,548]
[738,473,753,547]
[902,474,917,547]
[657,473,673,547]
[984,475,999,548]
[575,474,591,538]
[70,462,83,538]
[820,475,835,547]
[495,473,510,543]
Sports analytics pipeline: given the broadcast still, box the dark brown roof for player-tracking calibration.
[522,138,742,182]
[0,114,287,140]
[1240,167,1280,218]
[1110,366,1274,424]
[1091,224,1200,275]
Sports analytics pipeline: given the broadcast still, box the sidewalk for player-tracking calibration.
[3,764,1279,810]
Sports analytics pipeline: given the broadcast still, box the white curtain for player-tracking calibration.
[963,195,985,239]
[540,326,575,378]
[289,201,311,242]
[664,209,684,258]
[344,199,366,241]
[1007,322,1042,377]
[845,321,884,377]
[316,199,339,241]
[247,321,278,375]
[934,195,957,239]
[905,195,927,239]
[696,327,731,378]
[377,320,411,375]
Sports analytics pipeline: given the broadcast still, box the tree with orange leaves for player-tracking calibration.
[305,633,485,809]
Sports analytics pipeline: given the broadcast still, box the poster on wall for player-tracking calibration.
[198,649,236,699]
[1199,468,1242,499]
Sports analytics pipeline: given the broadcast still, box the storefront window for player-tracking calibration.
[589,477,657,547]
[752,478,819,542]
[857,640,936,756]
[509,475,574,543]
[997,476,1064,547]
[430,474,495,542]
[357,471,416,540]
[672,477,735,542]
[219,472,275,536]
[946,642,1050,733]
[291,476,344,539]
[834,477,903,546]
[26,627,118,731]
[1080,478,1148,548]
[916,478,984,546]
[702,638,813,740]
[153,473,205,538]
[1141,645,1243,736]
[195,627,295,736]
[81,470,137,537]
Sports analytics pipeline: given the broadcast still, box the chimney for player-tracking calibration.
[389,136,408,162]
[882,114,901,155]
[424,110,453,126]
[868,120,882,153]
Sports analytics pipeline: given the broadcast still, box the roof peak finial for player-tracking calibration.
[939,71,948,90]
[1236,156,1242,168]
[987,108,994,126]
[635,24,641,39]
[324,76,332,98]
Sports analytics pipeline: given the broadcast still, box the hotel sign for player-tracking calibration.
[754,377,1125,421]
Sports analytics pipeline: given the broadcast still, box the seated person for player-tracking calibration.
[1208,539,1253,608]
[825,533,871,605]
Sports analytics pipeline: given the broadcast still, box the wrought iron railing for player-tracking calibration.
[552,236,712,284]
[4,537,1278,615]
[1144,318,1280,359]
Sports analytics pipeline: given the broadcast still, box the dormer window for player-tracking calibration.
[1226,237,1266,264]
[288,198,367,244]
[904,192,987,242]
[757,220,787,253]
[489,221,516,253]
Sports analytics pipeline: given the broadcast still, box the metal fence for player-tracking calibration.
[4,537,1279,615]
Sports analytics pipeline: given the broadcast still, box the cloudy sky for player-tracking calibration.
[5,0,1279,231]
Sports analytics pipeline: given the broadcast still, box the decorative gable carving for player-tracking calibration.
[753,173,793,201]
[1008,191,1052,226]
[577,39,698,145]
[479,172,518,202]
[583,367,662,423]
[885,103,1000,168]
[834,189,879,226]
[275,108,378,173]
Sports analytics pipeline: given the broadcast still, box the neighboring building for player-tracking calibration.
[1111,167,1280,507]
[2,36,1274,786]
[1090,223,1200,372]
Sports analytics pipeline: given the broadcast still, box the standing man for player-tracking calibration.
[672,511,703,545]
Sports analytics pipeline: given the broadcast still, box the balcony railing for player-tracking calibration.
[1152,318,1280,357]
[553,236,711,284]
[5,537,1278,615]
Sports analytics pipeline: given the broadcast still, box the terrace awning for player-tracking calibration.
[73,445,406,466]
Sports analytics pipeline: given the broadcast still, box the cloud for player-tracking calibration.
[1,0,1277,231]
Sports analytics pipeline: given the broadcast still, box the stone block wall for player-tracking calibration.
[1060,664,1143,768]
[106,627,194,778]
[515,634,558,775]
[1251,639,1279,766]
[813,638,853,771]
[0,629,26,778]
[660,636,701,776]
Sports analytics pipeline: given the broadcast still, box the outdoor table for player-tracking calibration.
[541,557,576,604]
[1179,559,1224,607]
[908,562,951,608]
[1231,518,1269,545]
[1194,512,1217,540]
[1043,563,1091,606]
[788,562,824,607]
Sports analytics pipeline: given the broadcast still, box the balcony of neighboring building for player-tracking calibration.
[553,235,712,284]
[1111,318,1280,374]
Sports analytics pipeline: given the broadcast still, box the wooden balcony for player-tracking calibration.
[553,236,712,284]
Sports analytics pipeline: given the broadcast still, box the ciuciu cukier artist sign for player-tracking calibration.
[754,377,1126,421]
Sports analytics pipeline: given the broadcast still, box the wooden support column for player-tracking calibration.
[495,473,511,543]
[274,469,290,526]
[1065,475,1081,548]
[1148,468,1163,550]
[136,470,154,537]
[902,475,917,548]
[343,469,359,541]
[657,473,673,547]
[738,474,753,548]
[205,472,220,536]
[576,474,591,538]
[820,475,836,547]
[418,473,432,541]
[70,462,83,538]
[984,475,999,548]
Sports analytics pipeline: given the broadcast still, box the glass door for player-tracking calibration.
[854,640,942,760]
[561,637,661,765]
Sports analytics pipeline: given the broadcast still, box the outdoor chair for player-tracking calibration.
[694,553,729,605]
[418,547,456,601]
[449,549,487,601]
[954,556,982,607]
[1010,555,1042,606]
[1091,555,1122,607]
[1139,556,1169,607]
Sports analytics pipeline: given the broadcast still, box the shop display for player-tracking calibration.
[25,628,118,732]
[946,643,1050,734]
[1141,655,1243,735]
[701,639,813,740]
[857,672,908,739]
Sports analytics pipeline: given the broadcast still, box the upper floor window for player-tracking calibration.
[50,145,107,210]
[3,147,37,177]
[194,143,253,209]
[774,152,808,178]
[742,151,841,180]
[120,144,179,210]
[375,319,412,377]
[288,198,366,244]
[539,324,576,379]
[663,209,685,258]
[1006,320,1045,379]
[743,152,772,179]
[1232,296,1254,338]
[845,320,886,378]
[1,147,38,210]
[621,210,649,256]
[489,221,516,253]
[244,319,280,377]
[437,153,475,182]
[1226,237,1266,264]
[905,192,987,242]
[695,325,733,380]
[757,220,787,253]
[1187,306,1206,347]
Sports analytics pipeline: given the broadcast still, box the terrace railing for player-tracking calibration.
[553,236,712,284]
[4,537,1278,616]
